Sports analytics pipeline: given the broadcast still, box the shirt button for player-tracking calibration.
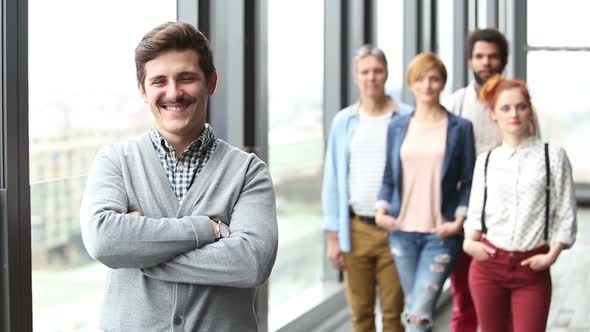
[177,164,185,171]
[174,316,183,325]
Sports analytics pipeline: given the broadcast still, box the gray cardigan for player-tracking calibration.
[80,133,278,332]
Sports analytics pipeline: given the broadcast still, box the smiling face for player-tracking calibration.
[354,55,388,99]
[139,49,217,146]
[468,41,503,85]
[410,69,445,105]
[491,87,533,138]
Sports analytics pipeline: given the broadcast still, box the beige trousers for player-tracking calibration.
[344,216,404,332]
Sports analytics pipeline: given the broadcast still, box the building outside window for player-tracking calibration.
[267,0,325,328]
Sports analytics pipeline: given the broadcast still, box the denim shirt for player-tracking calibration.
[377,110,476,223]
[322,100,412,253]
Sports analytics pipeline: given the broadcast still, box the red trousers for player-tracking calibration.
[468,239,552,332]
[449,251,477,332]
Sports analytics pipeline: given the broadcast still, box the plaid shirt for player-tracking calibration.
[149,125,218,202]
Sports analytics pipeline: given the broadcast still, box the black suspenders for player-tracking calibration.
[544,143,550,240]
[481,143,550,241]
[481,150,492,235]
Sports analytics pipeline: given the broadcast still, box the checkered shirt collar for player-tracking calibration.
[149,125,216,158]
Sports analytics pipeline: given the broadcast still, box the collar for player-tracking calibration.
[498,136,539,158]
[467,80,485,103]
[149,124,216,156]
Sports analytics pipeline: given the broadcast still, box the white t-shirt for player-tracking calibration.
[348,110,392,216]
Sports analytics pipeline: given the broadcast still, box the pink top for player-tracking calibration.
[397,117,448,232]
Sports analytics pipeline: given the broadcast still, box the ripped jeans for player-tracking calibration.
[389,231,462,332]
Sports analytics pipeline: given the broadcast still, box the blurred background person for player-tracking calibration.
[442,29,509,332]
[463,75,577,332]
[322,44,410,332]
[376,52,476,332]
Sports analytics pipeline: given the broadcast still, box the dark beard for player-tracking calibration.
[473,69,502,86]
[473,70,487,85]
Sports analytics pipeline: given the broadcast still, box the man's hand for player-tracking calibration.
[327,231,345,271]
[211,219,220,239]
[128,211,142,216]
[432,220,463,238]
[210,219,231,240]
[375,209,400,233]
[463,238,496,261]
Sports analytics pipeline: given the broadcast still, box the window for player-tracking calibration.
[527,51,590,182]
[267,0,325,328]
[526,0,590,182]
[28,1,176,330]
[528,0,590,48]
[376,0,405,101]
[436,0,455,96]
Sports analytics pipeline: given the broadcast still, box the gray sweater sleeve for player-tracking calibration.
[80,149,216,269]
[140,162,279,288]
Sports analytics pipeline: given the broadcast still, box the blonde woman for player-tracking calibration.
[376,53,476,332]
[463,75,577,332]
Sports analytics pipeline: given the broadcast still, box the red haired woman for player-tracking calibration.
[463,75,577,332]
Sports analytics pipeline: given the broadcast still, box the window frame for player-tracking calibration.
[1,0,32,330]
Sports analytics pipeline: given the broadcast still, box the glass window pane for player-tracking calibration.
[528,0,590,47]
[437,0,455,96]
[29,1,176,330]
[477,0,493,28]
[527,51,590,182]
[376,0,404,101]
[267,0,325,328]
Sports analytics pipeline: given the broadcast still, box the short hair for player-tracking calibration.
[406,52,447,85]
[135,22,216,87]
[480,74,539,136]
[353,44,388,74]
[466,28,509,70]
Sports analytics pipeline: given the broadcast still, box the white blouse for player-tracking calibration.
[465,138,577,251]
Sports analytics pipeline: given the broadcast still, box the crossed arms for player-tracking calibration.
[80,148,278,288]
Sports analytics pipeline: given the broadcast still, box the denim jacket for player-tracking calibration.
[377,110,476,222]
[322,101,412,253]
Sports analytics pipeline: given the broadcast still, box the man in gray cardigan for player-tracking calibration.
[80,22,278,332]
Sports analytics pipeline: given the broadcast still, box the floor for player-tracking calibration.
[328,208,590,332]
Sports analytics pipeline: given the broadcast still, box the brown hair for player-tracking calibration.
[466,28,509,71]
[406,52,447,85]
[480,74,540,136]
[135,22,216,88]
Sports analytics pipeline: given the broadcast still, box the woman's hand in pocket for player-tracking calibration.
[375,209,400,233]
[520,253,556,271]
[463,238,496,261]
[432,220,462,238]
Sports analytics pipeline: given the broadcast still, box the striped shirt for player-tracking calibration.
[348,110,392,216]
[149,125,218,202]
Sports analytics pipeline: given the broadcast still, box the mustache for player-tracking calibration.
[157,95,197,106]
